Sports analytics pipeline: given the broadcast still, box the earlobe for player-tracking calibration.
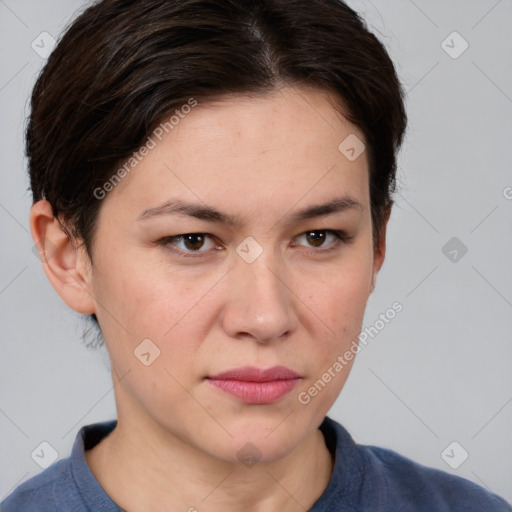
[30,200,96,314]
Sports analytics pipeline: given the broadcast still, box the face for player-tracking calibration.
[85,85,383,463]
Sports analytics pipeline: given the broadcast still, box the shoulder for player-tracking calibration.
[361,443,511,511]
[0,458,71,511]
[320,417,511,512]
[1,420,118,512]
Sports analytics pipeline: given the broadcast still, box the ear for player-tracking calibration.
[30,200,96,314]
[370,206,391,294]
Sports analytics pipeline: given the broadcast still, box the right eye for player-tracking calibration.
[156,233,222,257]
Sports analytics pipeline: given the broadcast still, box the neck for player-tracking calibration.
[85,411,334,512]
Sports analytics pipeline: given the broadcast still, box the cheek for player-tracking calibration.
[93,253,198,335]
[91,256,220,390]
[295,259,371,414]
[303,249,373,331]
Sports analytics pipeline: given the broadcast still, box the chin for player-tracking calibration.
[218,415,309,463]
[226,435,300,466]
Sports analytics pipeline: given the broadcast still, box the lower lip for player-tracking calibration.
[207,378,300,404]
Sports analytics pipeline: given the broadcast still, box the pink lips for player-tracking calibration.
[207,366,301,404]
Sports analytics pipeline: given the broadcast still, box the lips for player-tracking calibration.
[207,366,301,404]
[209,365,301,382]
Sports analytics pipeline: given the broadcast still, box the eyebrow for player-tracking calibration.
[137,195,362,228]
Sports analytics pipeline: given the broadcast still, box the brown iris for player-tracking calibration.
[183,234,205,251]
[305,231,327,248]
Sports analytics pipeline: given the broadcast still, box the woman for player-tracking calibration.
[2,0,510,510]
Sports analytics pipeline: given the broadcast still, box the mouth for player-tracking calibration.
[206,366,302,405]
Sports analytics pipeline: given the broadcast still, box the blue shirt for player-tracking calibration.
[1,416,510,511]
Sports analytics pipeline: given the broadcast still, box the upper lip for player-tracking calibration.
[208,366,301,382]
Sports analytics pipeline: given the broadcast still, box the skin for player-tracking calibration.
[30,85,389,512]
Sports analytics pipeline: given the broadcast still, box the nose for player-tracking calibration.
[220,249,298,344]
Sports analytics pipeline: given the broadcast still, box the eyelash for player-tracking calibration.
[156,229,354,258]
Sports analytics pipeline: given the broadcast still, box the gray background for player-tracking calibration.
[1,0,511,503]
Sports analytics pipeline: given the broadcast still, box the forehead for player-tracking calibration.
[103,85,370,220]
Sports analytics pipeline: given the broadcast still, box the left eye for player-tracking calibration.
[293,229,348,250]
